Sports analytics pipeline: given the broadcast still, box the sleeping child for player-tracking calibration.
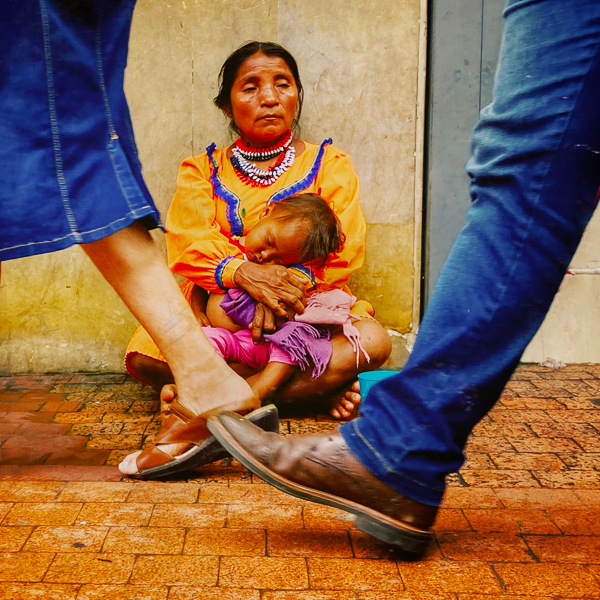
[191,193,370,407]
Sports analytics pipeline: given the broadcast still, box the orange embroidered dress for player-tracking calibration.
[125,139,372,372]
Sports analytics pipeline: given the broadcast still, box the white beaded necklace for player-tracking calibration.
[230,130,295,187]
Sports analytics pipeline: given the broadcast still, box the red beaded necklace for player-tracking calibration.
[235,130,293,161]
[231,130,295,187]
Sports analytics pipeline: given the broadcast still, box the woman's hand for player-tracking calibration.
[233,261,307,318]
[250,302,297,343]
[251,303,275,343]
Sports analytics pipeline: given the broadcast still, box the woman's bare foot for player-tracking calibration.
[119,384,187,475]
[329,379,361,420]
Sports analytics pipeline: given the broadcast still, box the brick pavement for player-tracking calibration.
[0,365,599,599]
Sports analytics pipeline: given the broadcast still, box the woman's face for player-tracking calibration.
[226,52,299,147]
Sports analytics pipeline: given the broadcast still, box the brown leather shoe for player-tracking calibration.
[207,411,438,556]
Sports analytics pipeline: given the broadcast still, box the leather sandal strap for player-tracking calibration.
[167,399,252,423]
[135,401,258,475]
[166,399,197,422]
[157,399,253,445]
[155,413,211,445]
[136,443,181,471]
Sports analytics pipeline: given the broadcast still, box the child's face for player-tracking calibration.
[244,209,308,266]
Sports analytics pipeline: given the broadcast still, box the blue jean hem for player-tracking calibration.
[0,207,163,262]
[340,419,445,506]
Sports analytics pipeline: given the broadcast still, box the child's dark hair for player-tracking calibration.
[270,193,345,267]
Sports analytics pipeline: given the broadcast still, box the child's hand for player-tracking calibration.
[190,284,211,327]
[194,310,211,328]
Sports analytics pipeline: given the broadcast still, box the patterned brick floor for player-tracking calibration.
[0,365,599,599]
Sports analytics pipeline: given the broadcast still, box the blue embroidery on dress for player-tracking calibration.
[288,263,315,285]
[215,255,235,290]
[268,139,332,205]
[207,139,332,236]
[207,143,244,237]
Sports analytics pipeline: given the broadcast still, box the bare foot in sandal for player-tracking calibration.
[328,380,361,420]
[119,374,259,477]
[119,384,185,475]
[119,383,278,478]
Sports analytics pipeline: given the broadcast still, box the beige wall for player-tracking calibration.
[523,209,600,364]
[0,0,427,374]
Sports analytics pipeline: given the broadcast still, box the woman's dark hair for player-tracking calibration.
[271,193,345,268]
[214,41,304,136]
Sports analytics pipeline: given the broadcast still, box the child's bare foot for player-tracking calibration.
[329,380,361,420]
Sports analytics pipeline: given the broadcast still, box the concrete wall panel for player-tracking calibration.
[0,0,425,373]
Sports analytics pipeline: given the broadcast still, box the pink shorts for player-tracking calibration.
[202,327,296,370]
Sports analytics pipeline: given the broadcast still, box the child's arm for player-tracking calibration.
[247,362,296,402]
[190,284,211,327]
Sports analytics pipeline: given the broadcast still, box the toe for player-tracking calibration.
[329,406,342,419]
[342,398,356,412]
[343,390,361,407]
[119,450,142,475]
[352,392,362,404]
[160,384,177,404]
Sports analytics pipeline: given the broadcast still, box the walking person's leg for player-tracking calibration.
[82,223,257,417]
[208,0,600,555]
[0,0,262,478]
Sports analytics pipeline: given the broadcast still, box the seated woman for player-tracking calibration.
[122,41,392,476]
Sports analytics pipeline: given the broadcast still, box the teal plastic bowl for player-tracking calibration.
[358,369,398,397]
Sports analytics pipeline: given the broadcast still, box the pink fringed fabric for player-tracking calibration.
[295,289,371,367]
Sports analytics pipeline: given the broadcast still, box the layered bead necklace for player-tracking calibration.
[230,130,295,187]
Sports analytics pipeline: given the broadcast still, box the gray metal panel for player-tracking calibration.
[424,0,483,303]
[424,0,505,304]
[480,0,505,109]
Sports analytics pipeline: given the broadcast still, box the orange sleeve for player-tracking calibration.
[313,147,366,291]
[165,155,245,293]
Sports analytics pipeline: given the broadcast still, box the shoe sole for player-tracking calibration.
[207,415,432,556]
[131,404,279,481]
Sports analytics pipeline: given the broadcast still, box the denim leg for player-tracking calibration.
[341,0,600,505]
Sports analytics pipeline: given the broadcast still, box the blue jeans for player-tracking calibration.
[0,0,161,261]
[341,0,600,506]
